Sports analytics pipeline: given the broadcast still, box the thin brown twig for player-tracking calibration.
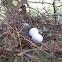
[18,49,33,56]
[15,27,23,62]
[25,54,39,62]
[27,1,52,5]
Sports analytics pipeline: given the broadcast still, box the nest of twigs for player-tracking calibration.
[0,4,62,62]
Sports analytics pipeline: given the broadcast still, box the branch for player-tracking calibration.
[27,1,52,5]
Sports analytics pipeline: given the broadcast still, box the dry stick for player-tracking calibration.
[15,27,23,62]
[18,35,23,62]
[25,54,39,62]
[27,1,52,5]
[5,27,9,48]
[24,56,31,62]
[6,33,9,48]
[18,49,33,56]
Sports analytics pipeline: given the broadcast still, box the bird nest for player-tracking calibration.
[0,4,62,61]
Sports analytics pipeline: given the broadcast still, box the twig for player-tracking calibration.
[27,1,52,5]
[25,54,39,62]
[18,49,33,56]
[15,27,23,62]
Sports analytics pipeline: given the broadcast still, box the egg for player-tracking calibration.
[32,34,43,42]
[29,28,39,37]
[29,28,43,42]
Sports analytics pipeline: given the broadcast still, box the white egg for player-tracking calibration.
[32,34,43,42]
[29,28,39,37]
